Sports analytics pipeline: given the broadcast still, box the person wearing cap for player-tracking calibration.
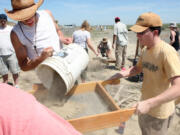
[72,20,98,83]
[5,0,72,71]
[0,13,20,87]
[108,12,180,135]
[169,22,180,51]
[97,37,112,58]
[112,17,128,71]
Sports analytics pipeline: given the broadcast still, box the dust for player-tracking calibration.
[88,57,107,72]
[34,71,84,119]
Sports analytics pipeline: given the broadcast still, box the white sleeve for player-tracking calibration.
[113,24,118,35]
[86,31,91,39]
[107,41,112,49]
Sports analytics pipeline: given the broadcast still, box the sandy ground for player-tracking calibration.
[1,28,180,135]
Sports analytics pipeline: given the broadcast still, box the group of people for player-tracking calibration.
[0,0,180,135]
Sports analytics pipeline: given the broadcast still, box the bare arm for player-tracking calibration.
[10,31,52,71]
[87,38,98,56]
[108,65,142,80]
[112,34,117,49]
[170,30,176,45]
[97,43,101,54]
[45,10,72,45]
[135,76,180,114]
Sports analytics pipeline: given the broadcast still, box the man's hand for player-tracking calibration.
[133,100,152,115]
[108,73,123,81]
[40,47,54,59]
[62,37,72,45]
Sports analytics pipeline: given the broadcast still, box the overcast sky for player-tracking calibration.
[1,0,180,25]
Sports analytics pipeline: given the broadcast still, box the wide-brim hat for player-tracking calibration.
[4,0,44,21]
[102,37,108,43]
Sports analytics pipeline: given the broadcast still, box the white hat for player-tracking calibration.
[169,22,177,28]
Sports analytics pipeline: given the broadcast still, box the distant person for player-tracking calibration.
[108,12,180,135]
[97,37,112,59]
[0,83,82,135]
[72,20,98,82]
[169,22,180,51]
[112,17,128,71]
[0,14,20,87]
[5,0,72,71]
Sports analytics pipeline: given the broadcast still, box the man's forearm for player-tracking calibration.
[121,66,141,77]
[21,56,46,71]
[112,35,116,44]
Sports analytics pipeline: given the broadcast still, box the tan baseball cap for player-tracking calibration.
[129,12,162,33]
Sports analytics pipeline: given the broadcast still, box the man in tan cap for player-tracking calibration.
[108,12,180,135]
[5,0,72,71]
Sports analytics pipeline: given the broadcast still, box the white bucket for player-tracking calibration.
[36,43,89,93]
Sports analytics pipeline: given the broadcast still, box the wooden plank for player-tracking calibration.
[68,108,135,133]
[96,83,120,110]
[66,81,98,96]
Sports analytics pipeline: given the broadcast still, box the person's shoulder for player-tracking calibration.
[85,30,90,34]
[73,29,81,36]
[37,10,52,17]
[6,25,13,30]
[36,10,45,14]
[160,40,177,54]
[107,40,111,44]
[120,22,127,27]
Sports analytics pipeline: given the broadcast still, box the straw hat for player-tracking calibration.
[102,38,108,43]
[4,0,44,21]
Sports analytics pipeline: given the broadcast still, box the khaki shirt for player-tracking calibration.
[137,40,180,119]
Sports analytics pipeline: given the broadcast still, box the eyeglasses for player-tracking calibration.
[137,29,150,35]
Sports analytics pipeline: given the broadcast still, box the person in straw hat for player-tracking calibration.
[169,22,180,51]
[97,37,112,58]
[108,12,180,135]
[5,0,72,71]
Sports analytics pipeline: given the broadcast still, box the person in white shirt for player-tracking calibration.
[112,17,128,71]
[0,14,20,87]
[72,20,98,82]
[5,0,72,71]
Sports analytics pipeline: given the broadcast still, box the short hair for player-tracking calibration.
[81,20,90,31]
[149,27,161,35]
[115,17,120,23]
[0,14,7,21]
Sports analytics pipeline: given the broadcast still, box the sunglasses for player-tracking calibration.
[137,29,150,35]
